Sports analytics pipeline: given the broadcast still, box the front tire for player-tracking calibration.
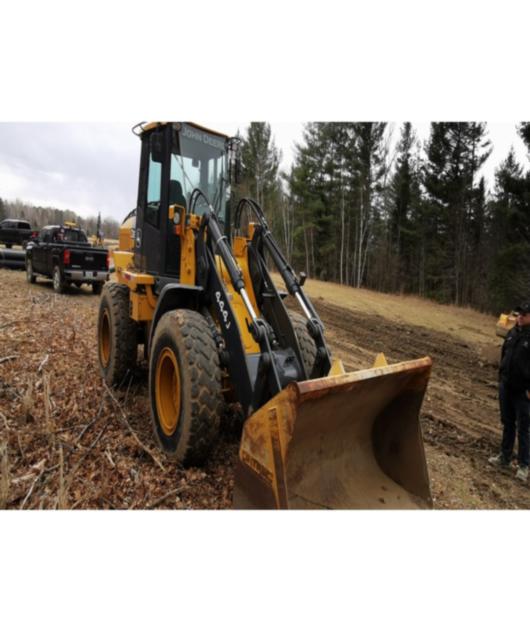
[26,258,36,284]
[149,309,223,466]
[97,283,137,386]
[289,310,318,377]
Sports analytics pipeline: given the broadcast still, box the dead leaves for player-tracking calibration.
[0,269,237,510]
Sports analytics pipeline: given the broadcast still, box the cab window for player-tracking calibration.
[146,142,163,228]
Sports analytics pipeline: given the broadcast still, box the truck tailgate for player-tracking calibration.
[69,247,108,271]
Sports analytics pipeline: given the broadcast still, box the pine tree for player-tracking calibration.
[0,197,5,222]
[240,123,281,209]
[518,122,530,154]
[351,123,387,288]
[387,123,423,292]
[488,147,530,311]
[423,122,492,304]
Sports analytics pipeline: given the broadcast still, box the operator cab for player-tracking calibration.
[133,122,239,280]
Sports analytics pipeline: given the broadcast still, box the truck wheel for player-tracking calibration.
[289,310,318,377]
[98,283,137,387]
[6,244,12,249]
[92,282,103,295]
[53,265,66,294]
[26,258,36,284]
[149,309,223,466]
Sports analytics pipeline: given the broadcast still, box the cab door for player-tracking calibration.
[134,128,170,276]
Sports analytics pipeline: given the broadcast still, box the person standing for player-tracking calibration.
[489,303,530,481]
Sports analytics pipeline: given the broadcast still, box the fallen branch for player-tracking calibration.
[103,381,166,472]
[0,443,9,509]
[75,396,106,444]
[20,460,47,510]
[37,354,49,373]
[146,482,189,509]
[0,355,18,364]
[65,423,109,490]
[0,318,31,331]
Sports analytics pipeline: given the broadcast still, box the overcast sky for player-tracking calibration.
[0,122,528,223]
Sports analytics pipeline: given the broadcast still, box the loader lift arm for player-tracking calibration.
[190,189,299,414]
[234,197,332,377]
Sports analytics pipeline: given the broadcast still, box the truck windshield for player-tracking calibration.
[170,123,228,221]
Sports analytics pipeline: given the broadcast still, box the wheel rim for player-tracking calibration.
[99,309,111,367]
[155,347,181,436]
[53,269,60,290]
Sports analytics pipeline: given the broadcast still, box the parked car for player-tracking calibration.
[25,224,110,294]
[0,218,38,248]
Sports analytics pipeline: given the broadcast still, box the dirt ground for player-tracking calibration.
[0,265,527,509]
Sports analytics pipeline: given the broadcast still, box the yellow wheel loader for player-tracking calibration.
[98,122,433,509]
[496,312,516,338]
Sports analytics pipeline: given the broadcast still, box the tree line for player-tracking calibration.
[0,198,120,240]
[238,122,530,315]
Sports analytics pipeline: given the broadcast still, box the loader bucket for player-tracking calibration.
[233,357,433,509]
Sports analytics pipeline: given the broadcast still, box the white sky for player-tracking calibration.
[0,121,527,222]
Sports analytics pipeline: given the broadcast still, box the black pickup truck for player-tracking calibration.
[0,218,38,248]
[25,225,109,294]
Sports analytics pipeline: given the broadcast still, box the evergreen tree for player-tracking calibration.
[387,123,423,292]
[351,123,387,288]
[518,122,530,154]
[0,197,5,221]
[423,122,492,304]
[488,147,530,311]
[240,122,281,209]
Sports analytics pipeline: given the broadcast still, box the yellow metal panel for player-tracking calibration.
[113,250,134,272]
[179,223,196,285]
[116,265,155,291]
[215,242,260,354]
[119,218,136,251]
[130,290,155,322]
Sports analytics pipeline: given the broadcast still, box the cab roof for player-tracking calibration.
[133,121,229,139]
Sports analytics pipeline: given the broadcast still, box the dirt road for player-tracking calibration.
[0,267,526,509]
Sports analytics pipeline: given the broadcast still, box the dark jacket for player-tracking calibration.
[499,325,530,392]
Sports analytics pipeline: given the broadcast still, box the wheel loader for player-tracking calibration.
[496,312,516,338]
[97,122,433,509]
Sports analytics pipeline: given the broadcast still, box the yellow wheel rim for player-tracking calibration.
[155,347,181,436]
[99,310,111,368]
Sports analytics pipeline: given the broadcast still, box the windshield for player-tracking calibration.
[170,123,228,220]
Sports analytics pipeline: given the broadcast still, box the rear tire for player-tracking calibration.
[53,265,66,293]
[97,282,138,386]
[289,311,318,377]
[149,309,223,466]
[26,258,36,284]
